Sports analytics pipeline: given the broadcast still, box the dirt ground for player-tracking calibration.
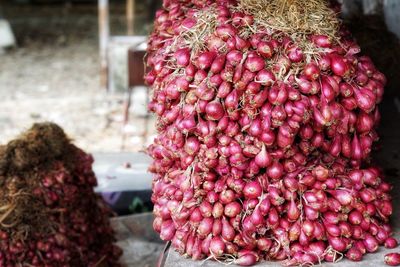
[0,3,155,152]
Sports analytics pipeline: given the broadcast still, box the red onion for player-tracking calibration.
[304,205,319,221]
[328,236,347,252]
[210,236,225,257]
[266,161,284,180]
[327,189,353,206]
[312,165,329,181]
[224,202,242,218]
[222,218,235,241]
[184,137,200,155]
[216,25,236,41]
[354,240,367,254]
[259,198,271,216]
[199,201,213,218]
[287,46,303,63]
[324,211,346,225]
[227,50,243,66]
[376,228,389,244]
[312,35,331,47]
[257,237,272,251]
[243,181,262,199]
[348,210,363,225]
[325,223,341,237]
[302,220,315,237]
[330,54,349,77]
[267,208,279,228]
[234,252,258,266]
[198,217,213,238]
[303,63,320,81]
[205,100,224,120]
[254,145,271,168]
[385,237,398,249]
[363,233,379,253]
[385,253,400,266]
[257,42,273,58]
[250,208,264,226]
[287,197,300,222]
[346,247,363,261]
[196,51,217,70]
[160,220,176,241]
[339,221,352,238]
[244,56,266,72]
[211,55,227,73]
[174,48,191,67]
[354,87,376,112]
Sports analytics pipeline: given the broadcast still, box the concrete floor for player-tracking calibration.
[112,213,164,267]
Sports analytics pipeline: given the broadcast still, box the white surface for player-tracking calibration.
[0,19,16,47]
[93,152,152,192]
[131,86,148,117]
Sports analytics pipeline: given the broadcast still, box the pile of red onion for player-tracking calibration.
[0,123,122,266]
[146,0,393,265]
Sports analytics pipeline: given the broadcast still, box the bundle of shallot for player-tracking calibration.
[0,123,122,266]
[146,0,392,265]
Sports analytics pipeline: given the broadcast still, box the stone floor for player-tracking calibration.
[112,213,164,267]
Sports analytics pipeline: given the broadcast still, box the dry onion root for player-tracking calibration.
[146,0,391,266]
[0,123,122,266]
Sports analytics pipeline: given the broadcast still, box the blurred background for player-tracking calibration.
[0,0,400,266]
[0,0,161,153]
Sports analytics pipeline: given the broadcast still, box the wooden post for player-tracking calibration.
[127,0,135,35]
[99,0,110,91]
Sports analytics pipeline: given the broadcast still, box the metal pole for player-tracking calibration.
[99,0,110,91]
[127,0,135,35]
